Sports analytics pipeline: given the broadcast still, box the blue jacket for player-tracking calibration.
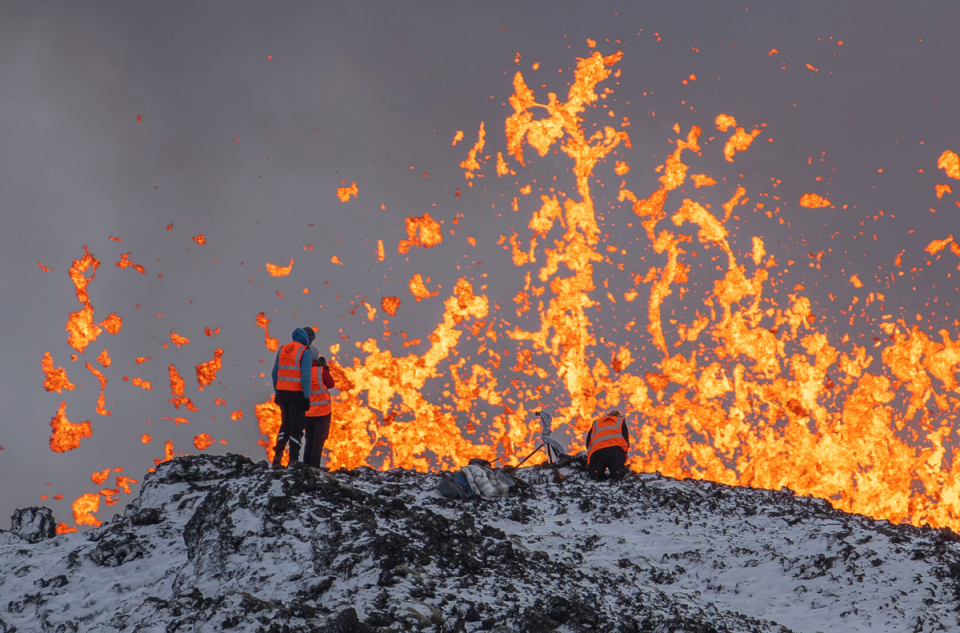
[271,328,313,398]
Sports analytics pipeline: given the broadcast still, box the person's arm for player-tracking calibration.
[271,351,280,393]
[322,366,335,389]
[585,427,593,447]
[621,418,630,448]
[299,349,313,399]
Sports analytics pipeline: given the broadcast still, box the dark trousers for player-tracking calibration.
[273,390,308,466]
[303,413,331,468]
[588,446,628,481]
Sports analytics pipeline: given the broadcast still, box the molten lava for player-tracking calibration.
[337,182,358,202]
[266,259,294,277]
[49,401,91,453]
[42,351,75,393]
[65,247,102,353]
[398,212,443,253]
[71,493,100,527]
[256,312,279,351]
[195,348,224,390]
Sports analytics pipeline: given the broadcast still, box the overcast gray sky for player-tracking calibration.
[2,1,959,529]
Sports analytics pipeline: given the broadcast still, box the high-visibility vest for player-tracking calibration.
[586,415,628,461]
[276,342,307,391]
[306,366,331,416]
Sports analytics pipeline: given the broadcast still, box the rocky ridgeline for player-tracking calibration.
[2,455,960,632]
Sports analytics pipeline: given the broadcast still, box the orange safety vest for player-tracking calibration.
[276,342,307,391]
[586,415,628,461]
[305,366,331,417]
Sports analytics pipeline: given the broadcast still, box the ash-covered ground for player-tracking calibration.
[2,454,960,632]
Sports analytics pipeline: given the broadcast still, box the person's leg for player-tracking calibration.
[272,393,293,467]
[609,448,628,480]
[286,396,308,463]
[303,417,316,467]
[587,456,606,481]
[313,414,331,467]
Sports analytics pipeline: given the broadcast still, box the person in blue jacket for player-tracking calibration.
[270,327,314,467]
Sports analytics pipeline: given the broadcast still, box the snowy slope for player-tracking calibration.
[1,454,959,632]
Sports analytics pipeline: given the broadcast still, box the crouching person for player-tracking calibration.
[585,409,630,481]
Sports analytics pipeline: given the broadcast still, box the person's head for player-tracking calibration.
[302,326,316,344]
[606,409,622,418]
[317,356,327,368]
[309,347,320,366]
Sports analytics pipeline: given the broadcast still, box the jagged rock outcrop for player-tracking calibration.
[1,453,959,632]
[8,507,56,544]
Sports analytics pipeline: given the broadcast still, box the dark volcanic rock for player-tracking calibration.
[1,454,959,632]
[9,507,56,543]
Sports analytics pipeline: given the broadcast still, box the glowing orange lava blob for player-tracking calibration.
[255,312,279,351]
[398,213,443,253]
[193,433,213,450]
[169,330,190,348]
[72,493,100,527]
[49,402,92,454]
[65,247,102,353]
[195,348,224,390]
[337,182,358,202]
[266,259,294,277]
[799,193,832,208]
[381,296,401,316]
[42,351,75,393]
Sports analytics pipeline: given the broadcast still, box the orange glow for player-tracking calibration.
[193,433,213,450]
[168,364,197,410]
[452,130,464,146]
[169,330,190,348]
[409,274,439,301]
[116,476,137,494]
[799,193,832,208]
[723,126,762,162]
[331,255,343,265]
[398,212,443,253]
[141,433,151,444]
[135,356,150,364]
[936,184,953,199]
[65,247,102,353]
[99,313,122,335]
[192,234,206,245]
[85,362,111,416]
[42,351,75,393]
[925,236,954,255]
[614,161,630,176]
[91,468,110,485]
[115,252,146,274]
[162,416,189,425]
[768,48,779,56]
[806,62,819,72]
[381,296,401,316]
[38,261,54,272]
[255,398,288,466]
[715,114,737,132]
[256,312,279,351]
[55,522,77,534]
[230,409,243,421]
[195,348,224,390]
[131,377,152,390]
[96,349,111,367]
[690,174,716,188]
[460,122,486,179]
[72,493,100,527]
[337,181,358,202]
[266,259,294,276]
[49,402,91,453]
[939,150,960,180]
[377,239,385,261]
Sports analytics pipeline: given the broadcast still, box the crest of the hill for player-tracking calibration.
[2,454,960,632]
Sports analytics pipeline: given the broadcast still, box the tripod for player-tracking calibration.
[515,410,566,467]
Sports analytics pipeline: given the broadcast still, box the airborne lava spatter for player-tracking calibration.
[41,48,960,534]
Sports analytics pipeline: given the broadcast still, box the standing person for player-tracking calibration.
[270,327,314,467]
[585,409,630,481]
[303,349,336,468]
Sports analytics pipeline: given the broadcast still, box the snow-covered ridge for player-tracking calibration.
[2,454,959,632]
